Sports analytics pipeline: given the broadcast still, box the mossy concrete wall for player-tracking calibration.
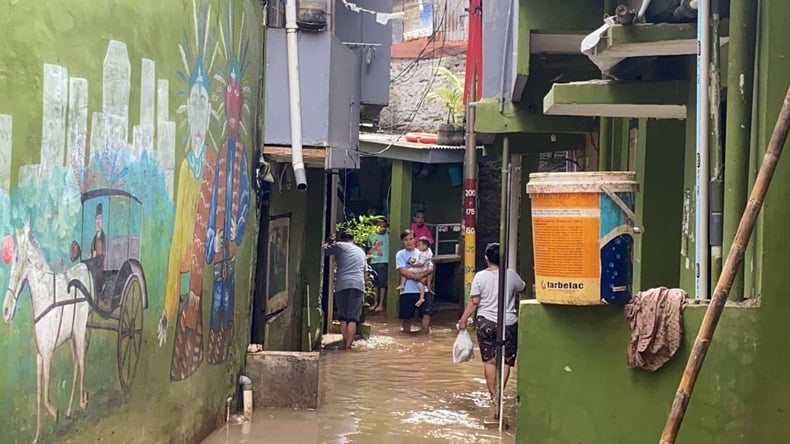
[516,0,790,442]
[0,1,262,442]
[517,302,770,443]
[264,168,326,353]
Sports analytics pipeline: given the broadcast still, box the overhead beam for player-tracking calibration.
[543,80,689,119]
[583,21,730,75]
[475,98,596,134]
[263,146,326,167]
[600,21,730,58]
[484,133,588,155]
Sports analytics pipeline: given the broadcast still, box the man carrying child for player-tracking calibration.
[397,236,433,307]
[395,230,435,334]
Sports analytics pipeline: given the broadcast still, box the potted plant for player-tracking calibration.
[426,66,465,146]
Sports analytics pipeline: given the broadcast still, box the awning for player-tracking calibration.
[543,80,688,119]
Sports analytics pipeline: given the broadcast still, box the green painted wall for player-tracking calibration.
[0,1,263,442]
[517,302,768,443]
[633,118,685,291]
[515,0,790,442]
[264,167,326,352]
[518,155,540,299]
[412,163,463,224]
[516,0,603,90]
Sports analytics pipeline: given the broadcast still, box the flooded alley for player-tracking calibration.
[203,315,517,444]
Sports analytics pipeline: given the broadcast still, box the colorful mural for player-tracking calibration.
[3,221,92,444]
[0,41,169,441]
[0,0,260,441]
[159,0,218,382]
[204,3,252,365]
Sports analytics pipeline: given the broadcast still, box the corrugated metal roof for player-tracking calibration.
[359,132,483,151]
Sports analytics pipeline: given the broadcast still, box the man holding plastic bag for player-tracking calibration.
[456,243,526,401]
[452,322,474,363]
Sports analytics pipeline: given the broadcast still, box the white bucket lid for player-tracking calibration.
[526,171,639,194]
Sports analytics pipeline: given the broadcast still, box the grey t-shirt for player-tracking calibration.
[323,241,367,292]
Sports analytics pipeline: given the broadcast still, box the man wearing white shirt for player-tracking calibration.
[458,243,526,400]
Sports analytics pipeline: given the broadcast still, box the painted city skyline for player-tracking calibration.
[0,40,177,198]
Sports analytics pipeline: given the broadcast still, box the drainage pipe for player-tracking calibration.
[723,0,757,301]
[498,0,514,113]
[495,135,511,431]
[285,0,308,190]
[239,375,254,417]
[694,0,711,300]
[636,0,653,21]
[708,0,724,291]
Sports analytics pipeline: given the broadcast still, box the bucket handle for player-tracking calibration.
[601,186,644,234]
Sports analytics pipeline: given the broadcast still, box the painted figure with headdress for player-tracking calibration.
[205,5,251,365]
[158,0,219,381]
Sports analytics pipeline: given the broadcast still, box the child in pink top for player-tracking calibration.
[409,209,434,246]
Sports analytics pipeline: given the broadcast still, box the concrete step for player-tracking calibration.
[328,321,371,339]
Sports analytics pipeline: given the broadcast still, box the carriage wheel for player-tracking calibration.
[117,273,143,393]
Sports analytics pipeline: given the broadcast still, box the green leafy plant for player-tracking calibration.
[426,66,465,127]
[336,214,384,247]
[336,214,385,302]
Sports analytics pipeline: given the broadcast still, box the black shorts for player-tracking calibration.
[371,263,388,288]
[335,289,363,323]
[476,316,518,366]
[398,292,434,320]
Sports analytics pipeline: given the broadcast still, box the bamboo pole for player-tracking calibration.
[660,85,790,444]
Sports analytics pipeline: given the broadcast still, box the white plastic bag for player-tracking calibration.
[452,329,474,363]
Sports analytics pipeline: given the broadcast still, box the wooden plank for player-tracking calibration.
[263,146,326,166]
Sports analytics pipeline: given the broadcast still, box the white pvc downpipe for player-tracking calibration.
[637,0,653,20]
[695,0,710,300]
[285,0,309,190]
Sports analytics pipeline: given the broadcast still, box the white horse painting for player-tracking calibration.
[2,222,93,444]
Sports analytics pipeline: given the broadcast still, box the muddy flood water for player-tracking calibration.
[203,313,517,444]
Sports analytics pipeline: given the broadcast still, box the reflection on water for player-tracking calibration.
[203,317,516,444]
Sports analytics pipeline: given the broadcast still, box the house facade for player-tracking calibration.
[476,0,790,442]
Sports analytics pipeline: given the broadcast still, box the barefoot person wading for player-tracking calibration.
[457,243,526,401]
[323,231,367,349]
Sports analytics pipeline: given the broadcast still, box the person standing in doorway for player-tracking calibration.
[367,219,389,312]
[457,243,526,401]
[409,209,434,246]
[324,231,367,349]
[395,230,435,334]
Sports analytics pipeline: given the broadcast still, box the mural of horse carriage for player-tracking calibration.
[2,187,149,442]
[70,188,149,393]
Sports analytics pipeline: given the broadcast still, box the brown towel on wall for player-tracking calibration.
[624,287,689,371]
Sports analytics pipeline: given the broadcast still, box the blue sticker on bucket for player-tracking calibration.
[599,191,635,304]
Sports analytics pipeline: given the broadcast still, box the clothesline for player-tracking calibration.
[339,0,405,25]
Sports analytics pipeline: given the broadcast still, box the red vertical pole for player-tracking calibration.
[464,0,483,104]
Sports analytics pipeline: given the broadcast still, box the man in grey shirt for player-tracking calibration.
[323,231,367,349]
